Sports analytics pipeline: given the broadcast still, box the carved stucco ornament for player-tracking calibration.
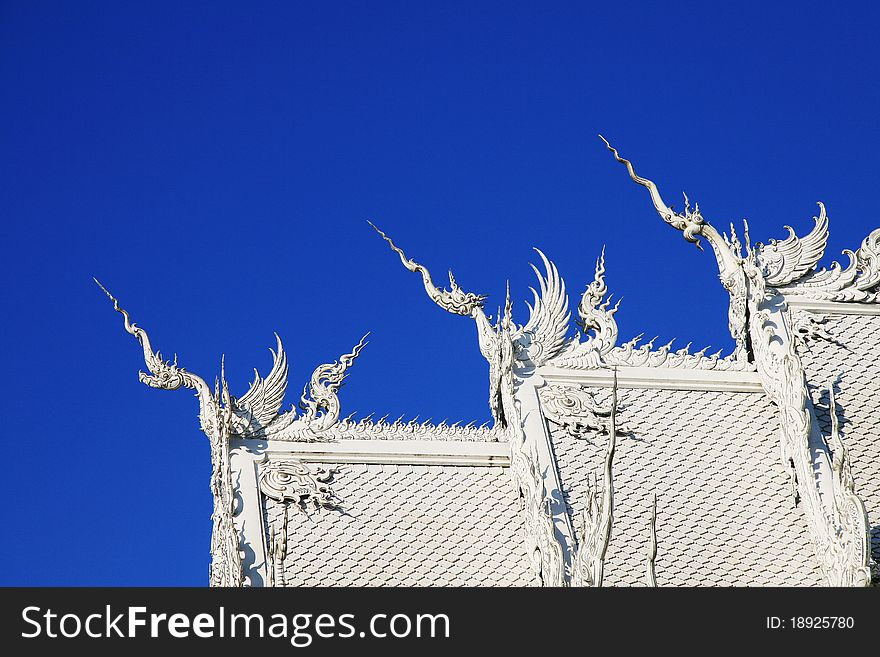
[823,382,873,586]
[567,372,659,587]
[97,280,369,586]
[568,378,617,587]
[511,447,567,587]
[539,384,631,440]
[370,221,521,427]
[645,493,658,587]
[259,460,340,512]
[752,203,829,286]
[790,312,836,352]
[512,249,571,367]
[372,220,754,445]
[778,227,880,302]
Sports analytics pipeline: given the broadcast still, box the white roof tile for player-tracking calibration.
[545,386,825,586]
[266,463,534,586]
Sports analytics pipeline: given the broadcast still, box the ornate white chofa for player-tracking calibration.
[370,221,522,426]
[95,279,244,586]
[600,136,751,366]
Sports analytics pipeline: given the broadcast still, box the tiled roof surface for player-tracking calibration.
[546,387,825,586]
[266,463,534,586]
[793,310,880,565]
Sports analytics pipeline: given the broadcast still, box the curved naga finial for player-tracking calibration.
[370,221,515,425]
[94,278,208,395]
[368,221,486,315]
[369,223,574,367]
[97,277,295,437]
[370,222,576,422]
[96,279,242,586]
[753,203,829,286]
[600,135,706,249]
[600,137,751,361]
[97,280,374,583]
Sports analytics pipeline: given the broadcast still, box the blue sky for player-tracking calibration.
[2,2,878,585]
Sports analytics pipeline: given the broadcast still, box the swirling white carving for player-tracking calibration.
[753,203,829,286]
[259,460,339,512]
[779,228,880,302]
[511,448,567,587]
[569,376,617,587]
[513,249,571,366]
[745,265,871,586]
[539,384,631,440]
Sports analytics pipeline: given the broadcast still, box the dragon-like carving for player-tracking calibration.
[371,222,525,426]
[744,263,871,586]
[97,280,374,584]
[539,384,631,440]
[823,382,872,586]
[259,459,340,512]
[368,221,486,315]
[576,247,620,350]
[600,136,707,249]
[229,335,370,442]
[603,139,874,585]
[545,248,618,369]
[370,222,574,371]
[297,334,369,436]
[790,312,836,352]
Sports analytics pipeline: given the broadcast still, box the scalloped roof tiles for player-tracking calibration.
[266,463,534,586]
[794,310,880,565]
[546,386,825,586]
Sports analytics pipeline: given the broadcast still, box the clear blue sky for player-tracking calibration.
[2,2,878,585]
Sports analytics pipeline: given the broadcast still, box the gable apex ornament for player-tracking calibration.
[600,140,872,586]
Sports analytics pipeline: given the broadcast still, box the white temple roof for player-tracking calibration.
[102,139,880,587]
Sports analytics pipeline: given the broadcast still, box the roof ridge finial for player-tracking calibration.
[599,136,705,250]
[368,221,486,316]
